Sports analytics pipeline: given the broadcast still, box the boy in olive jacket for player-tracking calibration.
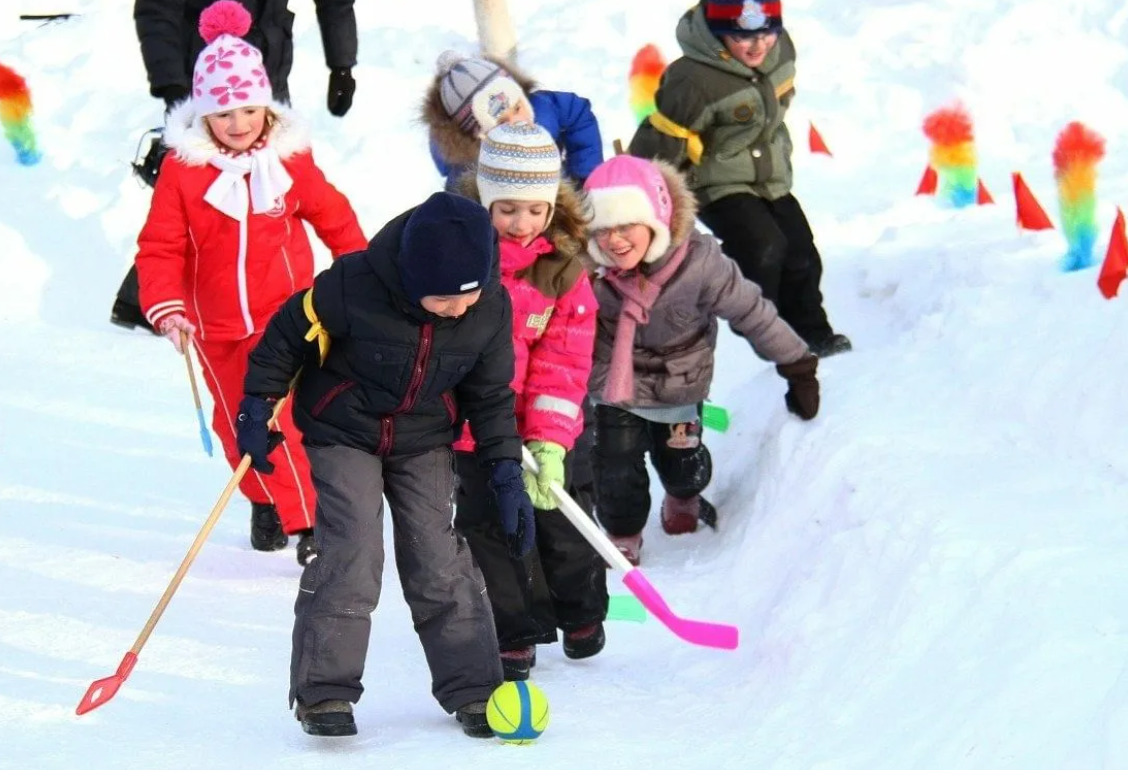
[629,0,850,358]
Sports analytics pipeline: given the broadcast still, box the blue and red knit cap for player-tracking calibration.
[703,0,783,37]
[397,192,496,304]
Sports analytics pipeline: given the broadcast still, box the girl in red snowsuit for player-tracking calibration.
[452,122,609,681]
[135,1,367,563]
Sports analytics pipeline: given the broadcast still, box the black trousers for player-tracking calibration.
[592,405,713,537]
[115,264,140,309]
[697,192,834,343]
[454,449,608,651]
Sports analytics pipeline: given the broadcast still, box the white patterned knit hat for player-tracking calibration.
[191,1,273,118]
[477,122,562,213]
[436,50,532,135]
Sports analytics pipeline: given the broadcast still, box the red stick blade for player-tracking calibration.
[76,652,138,715]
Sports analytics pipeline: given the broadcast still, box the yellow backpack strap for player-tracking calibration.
[647,110,704,165]
[302,288,331,365]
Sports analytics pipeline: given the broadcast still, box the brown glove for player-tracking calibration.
[776,354,819,421]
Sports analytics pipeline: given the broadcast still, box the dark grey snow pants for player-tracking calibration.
[289,445,503,713]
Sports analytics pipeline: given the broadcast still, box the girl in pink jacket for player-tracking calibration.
[453,122,608,681]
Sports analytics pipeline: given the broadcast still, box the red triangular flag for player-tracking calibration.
[1011,172,1053,231]
[976,179,994,205]
[1097,208,1128,299]
[808,122,832,156]
[915,165,937,195]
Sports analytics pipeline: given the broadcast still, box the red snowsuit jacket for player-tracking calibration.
[136,102,367,340]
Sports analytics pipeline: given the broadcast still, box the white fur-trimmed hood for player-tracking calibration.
[162,99,313,166]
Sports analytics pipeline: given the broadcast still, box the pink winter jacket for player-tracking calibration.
[454,205,597,452]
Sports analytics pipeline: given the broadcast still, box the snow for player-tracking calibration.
[3,0,1128,767]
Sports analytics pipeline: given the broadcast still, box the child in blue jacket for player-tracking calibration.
[422,50,604,189]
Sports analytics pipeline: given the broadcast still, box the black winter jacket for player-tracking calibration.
[134,0,357,102]
[244,207,523,464]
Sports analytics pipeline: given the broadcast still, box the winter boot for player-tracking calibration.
[563,622,606,660]
[661,494,700,535]
[455,701,493,738]
[608,533,642,567]
[250,502,287,551]
[296,529,317,566]
[500,646,535,681]
[807,332,852,358]
[698,497,718,529]
[295,699,356,737]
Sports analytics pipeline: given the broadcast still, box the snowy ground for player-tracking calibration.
[3,1,1128,768]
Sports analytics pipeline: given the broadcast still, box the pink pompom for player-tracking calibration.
[198,0,252,44]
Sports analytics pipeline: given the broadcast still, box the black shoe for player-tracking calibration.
[455,701,493,738]
[250,503,287,551]
[295,699,356,737]
[110,299,158,334]
[500,646,534,681]
[563,622,606,660]
[296,529,318,566]
[698,497,718,530]
[807,333,852,358]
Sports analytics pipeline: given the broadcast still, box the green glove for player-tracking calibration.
[522,440,566,510]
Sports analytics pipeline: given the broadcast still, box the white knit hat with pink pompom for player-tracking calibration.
[191,0,273,117]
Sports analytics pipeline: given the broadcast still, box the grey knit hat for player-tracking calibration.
[435,50,531,135]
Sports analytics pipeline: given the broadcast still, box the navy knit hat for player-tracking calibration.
[704,0,783,37]
[397,192,496,304]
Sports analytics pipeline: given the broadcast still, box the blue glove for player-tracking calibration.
[236,396,284,474]
[489,459,536,559]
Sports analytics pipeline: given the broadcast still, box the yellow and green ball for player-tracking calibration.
[486,680,549,744]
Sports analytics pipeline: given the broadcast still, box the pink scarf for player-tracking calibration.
[600,241,689,404]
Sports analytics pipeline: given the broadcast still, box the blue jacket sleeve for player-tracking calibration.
[428,136,451,178]
[529,90,604,184]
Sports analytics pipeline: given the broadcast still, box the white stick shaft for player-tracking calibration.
[521,445,634,572]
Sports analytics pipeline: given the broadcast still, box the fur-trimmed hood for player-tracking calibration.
[162,99,313,166]
[583,157,698,270]
[420,55,538,171]
[453,172,588,261]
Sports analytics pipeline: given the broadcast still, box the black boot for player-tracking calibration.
[296,529,317,566]
[500,646,535,681]
[110,299,158,335]
[250,503,287,551]
[563,622,606,660]
[807,332,852,358]
[698,497,718,530]
[295,699,356,737]
[455,701,493,738]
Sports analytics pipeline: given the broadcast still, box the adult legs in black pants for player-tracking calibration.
[110,265,157,333]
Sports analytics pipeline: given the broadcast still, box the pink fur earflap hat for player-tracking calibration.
[583,155,675,266]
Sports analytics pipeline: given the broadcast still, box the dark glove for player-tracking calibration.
[776,354,820,421]
[327,68,355,117]
[489,459,536,559]
[236,396,285,473]
[156,85,191,112]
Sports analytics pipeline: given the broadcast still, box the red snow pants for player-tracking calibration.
[193,333,316,534]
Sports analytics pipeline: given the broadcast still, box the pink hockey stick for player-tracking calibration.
[522,447,739,650]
